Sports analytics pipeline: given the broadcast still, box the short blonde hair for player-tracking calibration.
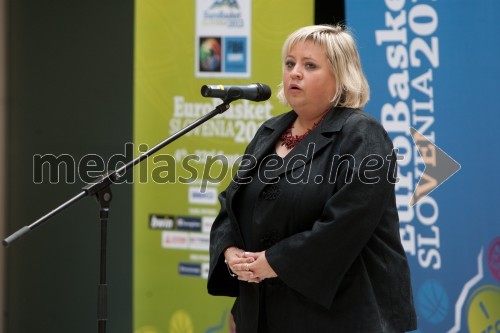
[277,24,370,109]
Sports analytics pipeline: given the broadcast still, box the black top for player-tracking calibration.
[233,151,285,252]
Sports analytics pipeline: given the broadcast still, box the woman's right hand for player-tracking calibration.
[224,246,258,282]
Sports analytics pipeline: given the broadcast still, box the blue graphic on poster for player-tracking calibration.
[224,37,247,73]
[346,0,500,332]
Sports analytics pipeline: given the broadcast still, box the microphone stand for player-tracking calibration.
[3,99,234,333]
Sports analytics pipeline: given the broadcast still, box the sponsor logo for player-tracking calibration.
[189,186,218,205]
[178,263,202,277]
[201,263,210,279]
[149,214,175,230]
[202,216,215,233]
[189,233,211,251]
[176,216,202,231]
[162,231,189,249]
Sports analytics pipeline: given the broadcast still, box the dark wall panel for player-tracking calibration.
[6,1,133,332]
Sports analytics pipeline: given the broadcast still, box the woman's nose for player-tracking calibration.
[291,68,302,79]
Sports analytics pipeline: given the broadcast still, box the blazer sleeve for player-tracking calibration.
[207,123,268,296]
[207,189,240,297]
[265,113,397,309]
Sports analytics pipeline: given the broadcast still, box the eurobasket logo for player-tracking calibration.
[196,0,250,77]
[204,0,242,20]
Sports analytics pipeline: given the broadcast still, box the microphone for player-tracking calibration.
[201,83,271,102]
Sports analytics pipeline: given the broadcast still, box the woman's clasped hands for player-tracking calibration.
[224,246,278,283]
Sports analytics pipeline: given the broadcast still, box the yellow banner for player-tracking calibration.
[134,1,313,332]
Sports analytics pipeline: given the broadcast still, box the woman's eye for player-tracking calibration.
[305,62,317,69]
[285,61,295,69]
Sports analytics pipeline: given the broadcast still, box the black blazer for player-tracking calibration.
[208,107,417,333]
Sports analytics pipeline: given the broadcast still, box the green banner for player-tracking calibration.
[134,1,313,332]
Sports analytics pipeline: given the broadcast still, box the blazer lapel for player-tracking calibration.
[265,107,353,180]
[232,111,297,183]
[228,107,354,184]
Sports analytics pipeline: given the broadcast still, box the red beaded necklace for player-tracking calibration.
[279,114,327,150]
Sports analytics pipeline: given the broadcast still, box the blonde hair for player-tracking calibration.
[277,24,370,109]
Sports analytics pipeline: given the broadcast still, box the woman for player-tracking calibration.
[208,24,417,333]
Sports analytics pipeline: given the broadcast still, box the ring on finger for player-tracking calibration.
[245,264,250,271]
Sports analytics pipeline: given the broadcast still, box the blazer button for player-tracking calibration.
[261,184,281,200]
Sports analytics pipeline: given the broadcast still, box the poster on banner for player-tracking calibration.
[134,1,314,332]
[346,1,500,332]
[195,0,251,78]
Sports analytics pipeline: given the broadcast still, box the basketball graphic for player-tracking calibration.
[169,310,194,333]
[487,237,500,281]
[416,279,450,324]
[199,37,222,72]
[466,285,500,333]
